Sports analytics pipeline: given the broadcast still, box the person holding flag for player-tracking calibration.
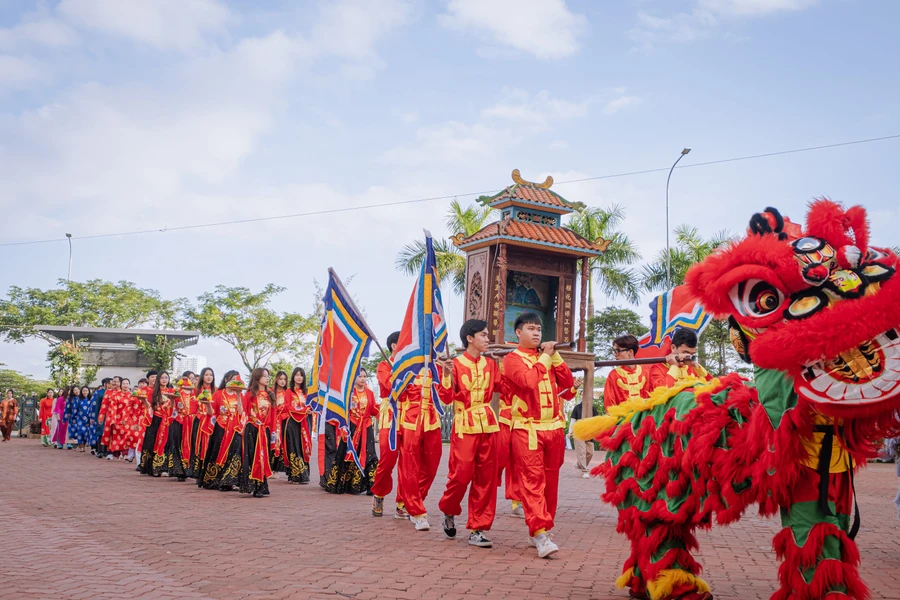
[503,312,575,559]
[371,331,405,518]
[437,319,500,548]
[388,231,452,532]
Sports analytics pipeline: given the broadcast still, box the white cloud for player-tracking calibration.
[0,55,50,90]
[383,121,511,168]
[308,0,414,61]
[0,17,79,50]
[602,95,642,115]
[548,139,569,151]
[480,88,594,131]
[629,0,818,50]
[398,111,420,124]
[57,0,231,52]
[698,0,818,16]
[439,0,587,60]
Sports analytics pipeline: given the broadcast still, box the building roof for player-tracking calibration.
[452,218,609,257]
[482,169,583,215]
[35,326,201,349]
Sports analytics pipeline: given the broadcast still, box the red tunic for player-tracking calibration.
[441,351,501,437]
[193,385,214,461]
[604,365,652,409]
[501,348,574,449]
[283,389,312,462]
[151,391,175,455]
[376,360,395,431]
[649,363,712,390]
[242,390,277,482]
[173,388,195,462]
[348,387,378,461]
[39,396,54,434]
[211,389,244,466]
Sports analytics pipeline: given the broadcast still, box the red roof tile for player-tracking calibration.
[488,184,572,212]
[456,218,607,255]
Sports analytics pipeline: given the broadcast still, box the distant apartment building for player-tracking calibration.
[172,355,207,375]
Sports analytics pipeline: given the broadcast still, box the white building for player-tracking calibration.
[172,355,207,376]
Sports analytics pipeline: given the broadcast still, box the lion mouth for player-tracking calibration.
[798,328,900,404]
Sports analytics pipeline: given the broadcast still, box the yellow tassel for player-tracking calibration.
[573,415,618,441]
[615,567,635,589]
[646,569,710,600]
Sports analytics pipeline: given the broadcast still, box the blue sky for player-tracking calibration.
[1,0,898,380]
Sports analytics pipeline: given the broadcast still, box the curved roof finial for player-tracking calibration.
[512,168,553,189]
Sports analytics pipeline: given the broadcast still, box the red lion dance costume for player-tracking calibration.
[575,200,900,600]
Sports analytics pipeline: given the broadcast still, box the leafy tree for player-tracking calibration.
[266,357,296,380]
[0,364,52,396]
[134,335,184,373]
[47,340,98,388]
[0,279,184,345]
[184,284,318,374]
[586,306,650,360]
[566,204,642,312]
[396,199,496,295]
[640,226,744,376]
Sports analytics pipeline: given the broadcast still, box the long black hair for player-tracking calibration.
[151,371,171,408]
[290,367,307,395]
[197,367,217,395]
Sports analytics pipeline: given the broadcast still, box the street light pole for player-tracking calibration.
[66,233,72,282]
[665,148,691,289]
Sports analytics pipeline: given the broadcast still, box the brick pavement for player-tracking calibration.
[2,438,900,599]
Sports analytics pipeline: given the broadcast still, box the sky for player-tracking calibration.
[1,0,899,380]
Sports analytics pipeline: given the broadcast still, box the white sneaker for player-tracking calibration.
[582,472,590,479]
[411,515,430,531]
[532,533,558,558]
[510,505,525,518]
[469,530,492,548]
[106,455,114,461]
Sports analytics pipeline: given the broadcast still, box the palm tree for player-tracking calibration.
[566,204,642,318]
[395,199,496,295]
[640,225,737,376]
[641,225,735,292]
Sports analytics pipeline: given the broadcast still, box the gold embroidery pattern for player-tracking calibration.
[614,366,647,401]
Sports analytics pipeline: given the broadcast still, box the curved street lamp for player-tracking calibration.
[66,233,73,282]
[665,148,691,289]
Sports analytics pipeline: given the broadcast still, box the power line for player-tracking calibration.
[2,132,898,249]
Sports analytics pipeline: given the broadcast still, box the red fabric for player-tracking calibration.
[496,423,520,501]
[242,390,276,483]
[438,432,498,531]
[371,425,400,499]
[511,427,565,536]
[649,363,712,390]
[501,348,574,423]
[212,390,244,466]
[347,388,377,460]
[174,389,195,463]
[376,360,392,399]
[39,397,54,434]
[193,384,214,461]
[397,427,442,517]
[152,392,174,455]
[283,389,312,462]
[119,394,148,450]
[106,390,133,452]
[99,390,118,447]
[603,365,652,409]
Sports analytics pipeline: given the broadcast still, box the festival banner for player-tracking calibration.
[388,230,448,450]
[307,268,373,470]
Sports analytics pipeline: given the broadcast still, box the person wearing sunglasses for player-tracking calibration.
[603,335,652,411]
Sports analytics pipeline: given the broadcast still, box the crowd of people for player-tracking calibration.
[23,312,707,559]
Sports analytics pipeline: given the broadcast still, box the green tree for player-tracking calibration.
[395,199,496,295]
[134,335,184,373]
[640,226,741,376]
[47,340,98,388]
[266,357,296,380]
[184,284,318,374]
[0,279,184,344]
[0,364,52,396]
[587,306,650,360]
[566,204,642,313]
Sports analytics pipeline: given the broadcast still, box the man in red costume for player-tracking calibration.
[371,332,405,518]
[604,334,652,409]
[649,328,712,390]
[396,362,451,531]
[438,319,500,548]
[503,312,574,558]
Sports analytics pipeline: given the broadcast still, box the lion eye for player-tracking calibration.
[729,279,785,318]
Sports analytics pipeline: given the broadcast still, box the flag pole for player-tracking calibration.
[328,267,391,363]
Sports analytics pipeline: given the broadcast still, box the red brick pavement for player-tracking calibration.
[2,439,900,599]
